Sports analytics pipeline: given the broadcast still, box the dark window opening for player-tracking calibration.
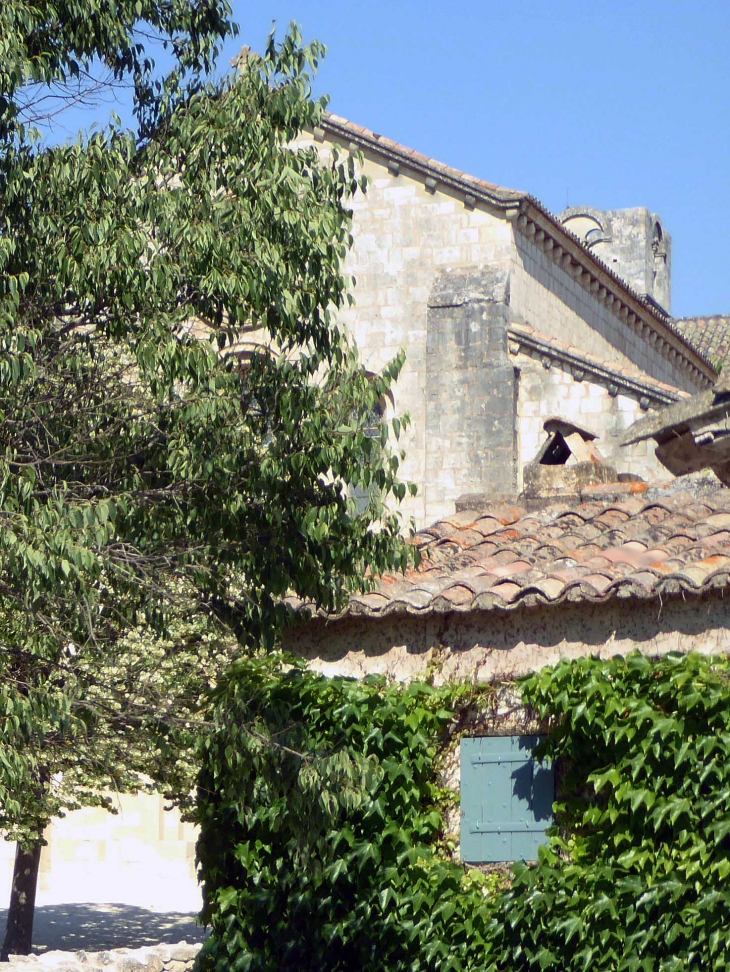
[539,430,571,465]
[533,418,602,467]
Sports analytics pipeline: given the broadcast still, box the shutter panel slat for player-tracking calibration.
[460,734,554,863]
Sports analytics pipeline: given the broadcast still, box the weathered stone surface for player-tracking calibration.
[5,943,201,972]
[560,206,672,314]
[426,265,517,504]
[514,349,671,488]
[455,492,517,512]
[168,946,198,962]
[521,459,618,497]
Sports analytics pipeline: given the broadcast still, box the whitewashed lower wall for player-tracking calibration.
[0,793,200,915]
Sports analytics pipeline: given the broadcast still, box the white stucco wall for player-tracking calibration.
[0,793,200,914]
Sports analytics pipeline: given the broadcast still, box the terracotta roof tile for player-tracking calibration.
[321,477,730,619]
[704,512,730,531]
[439,509,481,529]
[703,529,730,547]
[439,584,477,606]
[590,508,632,529]
[488,559,533,579]
[579,573,615,595]
[487,581,524,603]
[673,315,730,365]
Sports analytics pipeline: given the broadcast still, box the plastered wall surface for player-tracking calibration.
[286,593,730,683]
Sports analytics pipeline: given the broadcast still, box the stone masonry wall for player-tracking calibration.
[294,134,703,527]
[7,942,201,972]
[339,153,514,526]
[597,208,671,315]
[560,207,672,314]
[511,233,694,393]
[514,352,668,487]
[298,135,514,527]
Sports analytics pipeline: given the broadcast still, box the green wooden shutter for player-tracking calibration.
[460,735,554,863]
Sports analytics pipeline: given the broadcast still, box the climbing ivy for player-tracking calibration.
[489,651,730,971]
[195,656,497,972]
[196,651,730,972]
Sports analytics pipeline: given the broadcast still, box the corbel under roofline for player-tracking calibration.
[508,324,685,410]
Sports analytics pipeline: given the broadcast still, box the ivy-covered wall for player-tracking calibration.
[195,651,730,971]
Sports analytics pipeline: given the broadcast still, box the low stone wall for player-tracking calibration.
[6,941,202,971]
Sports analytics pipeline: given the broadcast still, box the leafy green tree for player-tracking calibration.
[0,3,413,955]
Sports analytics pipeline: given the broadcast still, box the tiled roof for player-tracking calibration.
[673,316,730,366]
[332,477,730,618]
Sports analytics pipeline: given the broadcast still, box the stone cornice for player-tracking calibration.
[508,323,687,409]
[319,113,524,217]
[515,205,714,388]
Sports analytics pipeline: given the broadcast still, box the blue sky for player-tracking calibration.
[61,0,730,320]
[220,0,730,320]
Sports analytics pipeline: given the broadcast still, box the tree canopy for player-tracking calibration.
[0,1,414,952]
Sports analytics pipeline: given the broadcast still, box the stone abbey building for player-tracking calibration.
[5,113,729,914]
[301,114,725,526]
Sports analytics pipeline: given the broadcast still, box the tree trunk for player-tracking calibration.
[0,842,42,960]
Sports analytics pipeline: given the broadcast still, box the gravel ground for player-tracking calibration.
[0,903,208,953]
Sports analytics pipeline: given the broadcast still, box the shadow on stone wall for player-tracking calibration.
[0,903,208,953]
[288,592,730,682]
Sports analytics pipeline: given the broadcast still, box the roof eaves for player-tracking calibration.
[620,389,730,446]
[320,113,526,214]
[509,323,688,408]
